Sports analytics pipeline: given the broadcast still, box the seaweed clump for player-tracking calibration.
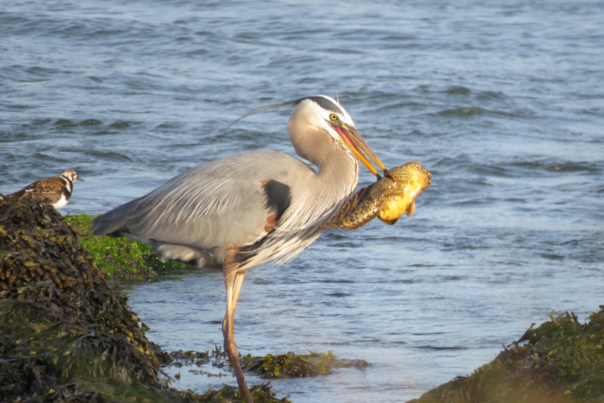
[0,195,290,403]
[0,195,165,401]
[166,347,369,380]
[64,213,187,281]
[242,351,369,379]
[408,308,604,403]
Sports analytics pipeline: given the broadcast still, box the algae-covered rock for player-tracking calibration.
[64,213,187,280]
[408,308,604,403]
[0,195,290,402]
[0,195,163,400]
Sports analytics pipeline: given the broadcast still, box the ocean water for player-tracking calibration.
[1,0,603,401]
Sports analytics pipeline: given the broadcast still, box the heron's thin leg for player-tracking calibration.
[222,253,253,403]
[231,269,248,312]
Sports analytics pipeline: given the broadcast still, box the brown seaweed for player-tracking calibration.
[164,347,369,381]
[241,351,369,379]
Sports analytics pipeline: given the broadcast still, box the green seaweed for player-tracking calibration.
[64,213,187,280]
[241,351,369,379]
[408,308,604,403]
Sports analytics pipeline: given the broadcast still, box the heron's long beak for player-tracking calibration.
[331,123,387,178]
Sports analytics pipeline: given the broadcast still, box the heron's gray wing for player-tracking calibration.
[93,151,311,254]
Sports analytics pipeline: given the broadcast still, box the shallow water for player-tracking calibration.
[1,0,603,401]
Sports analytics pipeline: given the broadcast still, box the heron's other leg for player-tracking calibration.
[222,249,253,403]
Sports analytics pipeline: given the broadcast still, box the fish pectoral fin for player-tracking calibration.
[406,201,416,217]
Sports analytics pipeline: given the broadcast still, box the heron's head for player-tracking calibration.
[289,95,386,178]
[60,169,84,182]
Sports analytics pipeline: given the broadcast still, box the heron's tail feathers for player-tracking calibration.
[92,199,139,236]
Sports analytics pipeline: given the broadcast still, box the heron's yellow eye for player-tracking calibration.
[330,114,338,121]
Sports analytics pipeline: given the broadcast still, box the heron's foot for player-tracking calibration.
[224,336,253,403]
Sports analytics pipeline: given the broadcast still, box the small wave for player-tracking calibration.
[108,121,132,129]
[443,86,471,95]
[415,345,468,350]
[86,76,104,83]
[86,150,133,162]
[511,160,601,174]
[437,107,484,117]
[327,292,352,297]
[22,118,53,128]
[476,90,507,101]
[540,253,565,261]
[52,119,102,128]
[317,279,355,284]
[433,106,525,119]
[30,152,69,163]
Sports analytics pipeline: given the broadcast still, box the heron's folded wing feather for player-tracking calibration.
[93,151,310,253]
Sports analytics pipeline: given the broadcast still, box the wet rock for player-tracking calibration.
[0,195,162,400]
[407,308,604,403]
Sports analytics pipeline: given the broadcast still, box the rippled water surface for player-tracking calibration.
[1,0,603,401]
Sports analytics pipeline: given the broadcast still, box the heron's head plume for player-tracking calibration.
[226,95,348,130]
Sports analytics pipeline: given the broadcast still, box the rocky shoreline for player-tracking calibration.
[2,195,603,403]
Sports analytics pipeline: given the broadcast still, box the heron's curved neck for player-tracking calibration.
[314,140,358,188]
[291,125,359,202]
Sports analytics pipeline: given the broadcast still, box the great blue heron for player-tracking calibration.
[9,169,84,209]
[92,95,386,402]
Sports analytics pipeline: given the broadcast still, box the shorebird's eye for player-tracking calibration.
[330,113,338,121]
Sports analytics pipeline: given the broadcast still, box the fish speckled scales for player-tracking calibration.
[324,162,431,230]
[322,185,379,229]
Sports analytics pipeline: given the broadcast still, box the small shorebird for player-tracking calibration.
[9,169,84,209]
